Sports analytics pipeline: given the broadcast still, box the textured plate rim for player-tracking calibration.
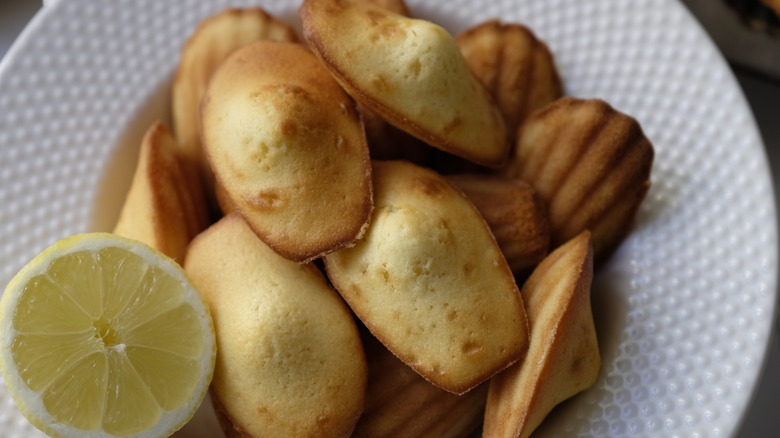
[0,0,777,437]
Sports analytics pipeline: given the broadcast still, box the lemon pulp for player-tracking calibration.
[9,246,206,436]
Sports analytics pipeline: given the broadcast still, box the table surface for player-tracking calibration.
[1,1,778,437]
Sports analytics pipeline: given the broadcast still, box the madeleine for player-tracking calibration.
[185,214,367,438]
[113,121,209,263]
[445,174,549,273]
[457,20,562,140]
[172,8,298,176]
[201,41,373,262]
[352,332,488,438]
[501,97,653,260]
[325,161,528,394]
[300,0,509,167]
[484,231,600,438]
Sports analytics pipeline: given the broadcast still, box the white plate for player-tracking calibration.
[0,0,776,437]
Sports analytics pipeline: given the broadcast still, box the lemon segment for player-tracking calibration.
[0,233,216,438]
[13,275,94,333]
[12,331,102,392]
[102,350,161,436]
[48,251,104,319]
[42,352,108,431]
[125,346,201,410]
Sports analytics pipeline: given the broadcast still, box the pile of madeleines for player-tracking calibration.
[112,0,654,436]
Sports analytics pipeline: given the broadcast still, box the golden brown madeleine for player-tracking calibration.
[201,41,373,262]
[300,0,509,168]
[172,8,298,175]
[352,331,488,438]
[362,0,411,16]
[445,174,549,273]
[501,97,654,260]
[484,231,600,438]
[355,0,424,163]
[113,121,209,263]
[456,20,562,140]
[325,161,529,394]
[184,214,367,438]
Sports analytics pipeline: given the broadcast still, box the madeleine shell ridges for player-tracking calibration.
[352,332,488,438]
[456,20,563,140]
[502,97,654,260]
[445,174,550,274]
[484,231,600,438]
[201,40,373,262]
[113,121,209,263]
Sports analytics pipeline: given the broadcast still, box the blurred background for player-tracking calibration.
[1,0,778,436]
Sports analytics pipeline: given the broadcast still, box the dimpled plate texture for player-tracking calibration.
[0,0,776,437]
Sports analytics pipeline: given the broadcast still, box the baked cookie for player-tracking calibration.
[501,97,653,260]
[184,214,367,438]
[300,0,509,167]
[172,8,298,178]
[201,41,373,262]
[113,122,209,263]
[324,160,528,394]
[362,0,411,16]
[352,331,488,438]
[445,174,549,274]
[484,231,600,438]
[457,20,562,140]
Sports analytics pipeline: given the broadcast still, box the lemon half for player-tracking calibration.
[0,233,216,438]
